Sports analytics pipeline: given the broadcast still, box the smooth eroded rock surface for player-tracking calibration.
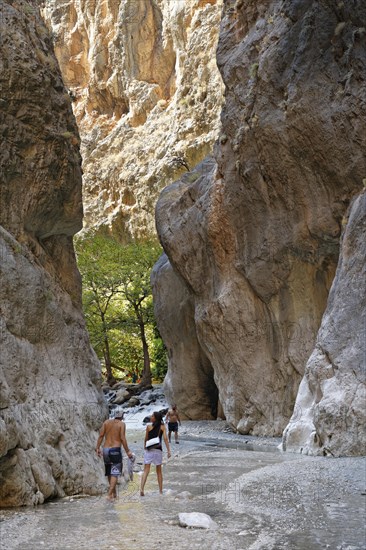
[153,0,366,442]
[283,192,366,456]
[151,252,218,419]
[0,0,107,506]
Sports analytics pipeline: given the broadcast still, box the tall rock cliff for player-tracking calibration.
[283,192,366,456]
[0,0,107,506]
[153,0,366,450]
[43,0,224,239]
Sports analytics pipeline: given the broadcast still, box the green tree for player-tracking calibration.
[75,233,164,387]
[115,242,162,386]
[77,234,121,384]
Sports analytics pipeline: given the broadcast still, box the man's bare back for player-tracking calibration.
[96,415,133,500]
[99,418,126,448]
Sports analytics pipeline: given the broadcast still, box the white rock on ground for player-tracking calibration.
[178,512,218,530]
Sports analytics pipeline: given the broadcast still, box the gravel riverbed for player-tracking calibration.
[1,420,365,550]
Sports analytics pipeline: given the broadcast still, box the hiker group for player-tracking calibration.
[96,405,181,500]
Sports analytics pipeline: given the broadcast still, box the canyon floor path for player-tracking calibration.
[1,421,365,550]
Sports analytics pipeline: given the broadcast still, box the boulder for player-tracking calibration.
[178,512,218,530]
[111,382,127,391]
[126,397,140,408]
[113,389,131,405]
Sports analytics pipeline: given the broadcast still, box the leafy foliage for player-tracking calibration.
[75,232,167,384]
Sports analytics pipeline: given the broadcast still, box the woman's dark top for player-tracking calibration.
[147,423,162,450]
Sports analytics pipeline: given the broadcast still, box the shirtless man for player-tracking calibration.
[96,410,133,500]
[165,405,181,444]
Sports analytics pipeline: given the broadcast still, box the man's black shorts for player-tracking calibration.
[168,421,179,433]
[103,447,122,477]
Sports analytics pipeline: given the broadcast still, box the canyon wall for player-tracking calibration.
[151,248,219,420]
[0,0,107,506]
[283,192,366,456]
[43,0,224,239]
[153,0,366,451]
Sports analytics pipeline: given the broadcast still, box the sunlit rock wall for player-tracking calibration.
[153,0,366,444]
[0,0,107,506]
[43,0,224,239]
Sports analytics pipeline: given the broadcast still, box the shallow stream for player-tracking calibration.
[1,422,365,550]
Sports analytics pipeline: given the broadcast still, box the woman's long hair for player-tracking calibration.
[152,411,163,430]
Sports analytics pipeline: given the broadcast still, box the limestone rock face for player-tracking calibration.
[153,0,366,439]
[43,0,224,239]
[151,253,218,419]
[283,192,366,456]
[0,0,107,506]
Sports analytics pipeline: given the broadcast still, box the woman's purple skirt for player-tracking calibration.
[144,449,163,465]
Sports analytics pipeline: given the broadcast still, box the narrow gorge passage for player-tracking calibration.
[0,4,365,550]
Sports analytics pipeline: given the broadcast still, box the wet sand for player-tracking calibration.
[1,420,365,549]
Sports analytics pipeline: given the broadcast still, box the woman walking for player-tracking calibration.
[140,411,171,496]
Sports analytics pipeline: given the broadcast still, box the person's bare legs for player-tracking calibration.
[156,465,163,494]
[140,464,150,496]
[107,476,118,500]
[175,431,179,444]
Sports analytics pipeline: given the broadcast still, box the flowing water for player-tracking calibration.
[1,422,365,550]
